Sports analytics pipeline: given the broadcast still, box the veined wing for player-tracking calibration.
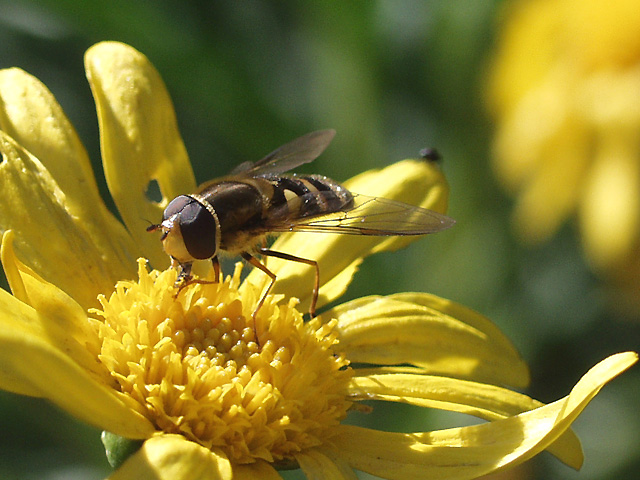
[231,130,336,176]
[266,192,455,236]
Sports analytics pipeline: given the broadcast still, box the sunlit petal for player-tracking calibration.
[1,230,103,373]
[328,293,529,388]
[0,132,134,309]
[0,67,138,278]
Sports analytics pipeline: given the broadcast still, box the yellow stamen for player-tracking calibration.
[89,259,352,464]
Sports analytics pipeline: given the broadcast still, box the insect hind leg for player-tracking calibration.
[256,248,320,318]
[241,250,320,345]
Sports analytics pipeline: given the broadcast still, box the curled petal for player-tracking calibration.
[330,352,637,479]
[343,158,451,253]
[349,372,540,420]
[0,286,153,438]
[348,371,581,468]
[1,230,103,373]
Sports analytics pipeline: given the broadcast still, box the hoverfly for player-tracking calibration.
[147,130,454,321]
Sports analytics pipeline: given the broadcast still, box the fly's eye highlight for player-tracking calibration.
[163,195,193,220]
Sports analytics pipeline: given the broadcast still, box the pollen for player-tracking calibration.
[89,259,352,464]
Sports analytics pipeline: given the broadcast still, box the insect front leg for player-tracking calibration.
[211,256,221,283]
[173,258,219,298]
[171,260,193,297]
[173,259,193,285]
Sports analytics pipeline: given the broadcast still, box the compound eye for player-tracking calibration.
[176,198,217,260]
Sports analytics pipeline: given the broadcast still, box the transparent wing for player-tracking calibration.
[266,192,455,236]
[231,130,336,176]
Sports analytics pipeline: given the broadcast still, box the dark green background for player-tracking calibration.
[0,1,637,479]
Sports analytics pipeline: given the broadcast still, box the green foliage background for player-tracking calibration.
[0,1,637,479]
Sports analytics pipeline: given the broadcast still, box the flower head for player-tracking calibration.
[486,0,640,313]
[92,259,351,465]
[0,42,636,479]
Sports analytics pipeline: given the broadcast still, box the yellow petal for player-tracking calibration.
[486,0,561,118]
[296,448,359,480]
[108,435,232,480]
[350,371,540,420]
[0,287,153,438]
[0,67,96,203]
[1,230,103,375]
[349,371,581,468]
[244,159,451,311]
[577,67,640,273]
[0,132,132,309]
[328,293,529,388]
[0,286,40,397]
[1,230,27,303]
[330,352,637,478]
[509,109,590,244]
[0,67,139,284]
[579,127,640,271]
[85,42,197,269]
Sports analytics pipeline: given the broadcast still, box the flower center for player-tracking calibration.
[90,259,352,464]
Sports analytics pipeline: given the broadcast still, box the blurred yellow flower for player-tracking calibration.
[487,0,640,312]
[0,42,636,479]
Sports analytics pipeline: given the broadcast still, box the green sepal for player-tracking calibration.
[101,430,144,469]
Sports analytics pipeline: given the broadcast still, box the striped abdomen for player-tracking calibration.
[263,173,354,220]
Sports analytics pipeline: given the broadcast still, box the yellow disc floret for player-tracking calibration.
[90,259,352,464]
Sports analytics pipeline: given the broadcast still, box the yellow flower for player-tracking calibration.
[486,0,640,312]
[0,42,636,479]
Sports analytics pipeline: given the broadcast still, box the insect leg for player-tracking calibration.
[257,248,320,318]
[174,260,193,284]
[240,252,276,344]
[173,259,218,298]
[211,256,221,282]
